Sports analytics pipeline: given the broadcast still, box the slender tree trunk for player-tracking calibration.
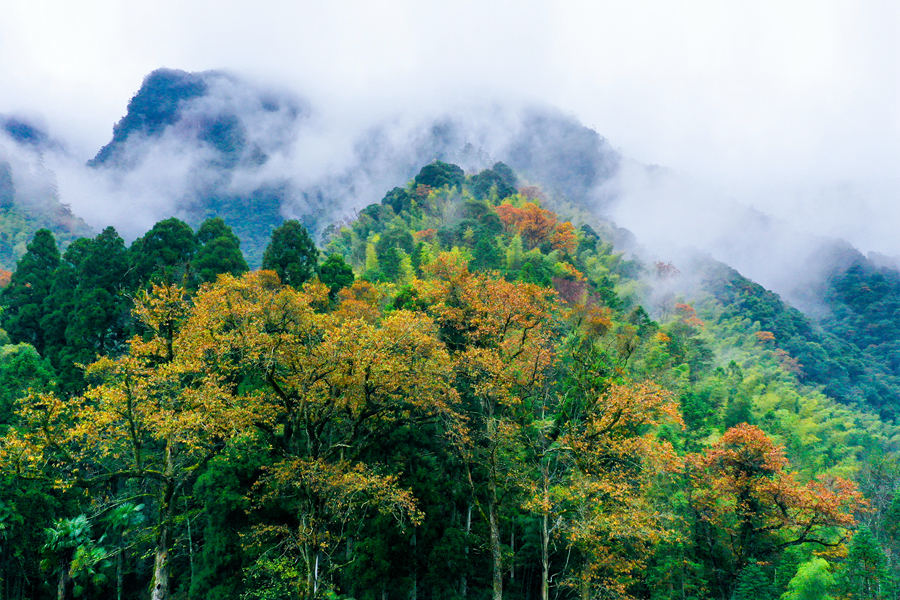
[510,529,515,583]
[57,563,67,600]
[461,503,472,599]
[117,551,123,600]
[151,448,176,600]
[410,528,417,600]
[185,508,194,593]
[541,513,549,600]
[489,500,503,600]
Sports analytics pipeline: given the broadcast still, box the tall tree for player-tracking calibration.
[192,217,248,284]
[418,254,557,600]
[837,527,894,600]
[688,424,864,595]
[41,228,131,392]
[129,217,197,287]
[2,283,259,600]
[1,229,60,354]
[180,271,457,598]
[261,220,319,288]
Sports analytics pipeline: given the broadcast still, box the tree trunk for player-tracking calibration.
[117,551,123,600]
[461,503,472,599]
[150,511,171,600]
[489,501,503,600]
[410,528,417,600]
[151,449,176,600]
[57,563,67,600]
[509,529,515,583]
[541,514,549,600]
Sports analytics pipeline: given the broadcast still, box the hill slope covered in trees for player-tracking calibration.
[0,159,898,600]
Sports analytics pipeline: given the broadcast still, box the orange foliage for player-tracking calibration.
[494,202,580,255]
[0,270,11,288]
[675,302,704,328]
[495,203,559,249]
[755,330,776,343]
[689,424,865,570]
[561,382,684,597]
[550,221,578,254]
[414,228,437,241]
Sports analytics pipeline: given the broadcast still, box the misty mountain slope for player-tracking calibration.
[81,68,308,265]
[663,250,900,419]
[1,116,57,151]
[0,129,94,270]
[79,68,623,265]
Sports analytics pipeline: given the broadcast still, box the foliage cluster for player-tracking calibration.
[0,162,895,600]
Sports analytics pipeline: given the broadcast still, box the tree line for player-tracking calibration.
[0,162,895,600]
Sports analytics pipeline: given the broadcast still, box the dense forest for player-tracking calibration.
[0,160,898,600]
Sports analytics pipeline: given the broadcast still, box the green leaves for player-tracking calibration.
[261,220,319,288]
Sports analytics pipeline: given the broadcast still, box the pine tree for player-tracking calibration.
[319,253,354,299]
[732,563,774,600]
[1,229,60,354]
[838,527,893,600]
[129,217,197,287]
[193,217,248,284]
[261,220,319,287]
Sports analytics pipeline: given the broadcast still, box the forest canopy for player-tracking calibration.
[0,162,895,600]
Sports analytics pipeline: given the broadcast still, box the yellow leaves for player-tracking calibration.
[264,458,423,529]
[555,380,684,597]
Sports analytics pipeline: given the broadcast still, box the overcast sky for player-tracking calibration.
[1,0,899,254]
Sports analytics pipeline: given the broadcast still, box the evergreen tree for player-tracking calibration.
[319,253,354,299]
[41,228,131,392]
[129,217,197,286]
[469,236,502,272]
[838,527,893,600]
[193,217,249,284]
[261,219,319,287]
[732,563,774,600]
[0,343,55,431]
[1,228,60,354]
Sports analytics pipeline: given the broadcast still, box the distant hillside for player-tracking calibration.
[84,68,622,265]
[0,124,93,269]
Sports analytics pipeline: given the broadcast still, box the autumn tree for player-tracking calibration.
[688,424,865,596]
[180,271,457,598]
[557,381,683,599]
[417,254,557,600]
[1,283,259,600]
[495,203,559,250]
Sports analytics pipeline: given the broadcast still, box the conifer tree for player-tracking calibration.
[732,563,774,600]
[1,229,60,354]
[193,217,248,284]
[261,220,319,287]
[129,217,197,287]
[319,253,354,299]
[838,527,893,600]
